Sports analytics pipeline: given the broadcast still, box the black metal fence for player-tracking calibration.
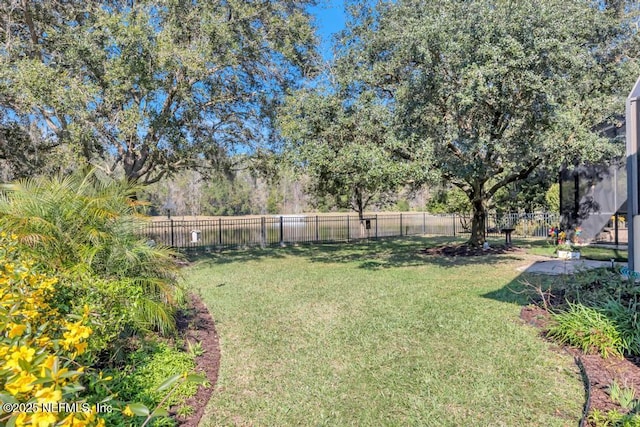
[140,212,560,250]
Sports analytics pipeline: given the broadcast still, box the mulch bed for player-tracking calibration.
[420,243,525,257]
[172,293,221,427]
[521,305,640,424]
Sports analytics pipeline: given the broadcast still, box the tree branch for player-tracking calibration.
[486,158,542,198]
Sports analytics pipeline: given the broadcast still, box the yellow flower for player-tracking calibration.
[31,411,57,427]
[122,405,134,417]
[5,371,37,395]
[36,336,51,348]
[12,345,36,361]
[6,345,37,370]
[74,341,88,355]
[13,412,28,427]
[7,323,26,338]
[59,414,79,427]
[35,386,62,404]
[39,355,57,376]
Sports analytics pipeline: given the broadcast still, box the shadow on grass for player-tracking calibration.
[187,236,531,270]
[481,273,562,306]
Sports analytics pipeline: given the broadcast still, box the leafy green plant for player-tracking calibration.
[562,268,638,308]
[589,408,640,427]
[609,380,640,412]
[108,342,204,410]
[176,405,195,418]
[547,302,624,358]
[600,300,640,357]
[186,340,205,357]
[122,373,206,427]
[0,170,182,334]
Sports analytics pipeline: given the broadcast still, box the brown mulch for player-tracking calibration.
[172,293,221,427]
[521,305,640,424]
[420,243,525,257]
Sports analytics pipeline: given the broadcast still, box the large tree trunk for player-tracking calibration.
[469,197,486,247]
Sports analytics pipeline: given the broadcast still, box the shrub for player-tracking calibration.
[0,171,182,334]
[0,233,108,426]
[0,233,206,427]
[563,268,639,308]
[599,299,640,357]
[547,302,624,358]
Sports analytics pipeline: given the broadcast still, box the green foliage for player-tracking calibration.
[334,0,639,245]
[0,171,182,335]
[609,380,640,412]
[279,89,429,219]
[546,183,561,213]
[562,269,639,310]
[108,342,200,410]
[590,409,640,427]
[547,302,624,358]
[0,0,318,183]
[394,199,410,212]
[491,171,556,213]
[599,299,640,356]
[426,187,471,214]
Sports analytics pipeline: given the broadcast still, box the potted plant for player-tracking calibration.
[549,227,581,259]
[556,241,581,260]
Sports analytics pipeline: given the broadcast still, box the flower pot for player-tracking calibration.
[557,250,581,260]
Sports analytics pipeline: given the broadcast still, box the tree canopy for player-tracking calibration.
[0,0,318,183]
[332,0,640,245]
[279,88,429,219]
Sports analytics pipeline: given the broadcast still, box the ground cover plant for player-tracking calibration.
[186,237,584,426]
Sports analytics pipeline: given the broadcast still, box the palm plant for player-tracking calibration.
[0,170,180,334]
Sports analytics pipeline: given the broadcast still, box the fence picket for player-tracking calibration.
[139,212,562,249]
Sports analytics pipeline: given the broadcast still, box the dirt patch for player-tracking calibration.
[172,293,221,427]
[421,243,525,257]
[520,306,640,424]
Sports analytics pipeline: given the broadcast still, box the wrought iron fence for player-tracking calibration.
[140,212,561,249]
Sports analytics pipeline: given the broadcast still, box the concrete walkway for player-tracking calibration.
[516,258,617,275]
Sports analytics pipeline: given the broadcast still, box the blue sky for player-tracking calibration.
[310,0,347,59]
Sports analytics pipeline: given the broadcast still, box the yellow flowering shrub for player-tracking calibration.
[0,233,107,426]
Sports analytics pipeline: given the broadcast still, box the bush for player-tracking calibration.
[0,233,108,426]
[599,299,640,357]
[0,171,182,335]
[0,234,206,427]
[547,302,624,358]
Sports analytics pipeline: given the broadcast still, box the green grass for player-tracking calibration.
[185,237,583,426]
[516,238,628,261]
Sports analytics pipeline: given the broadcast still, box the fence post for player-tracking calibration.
[279,216,284,246]
[400,213,403,236]
[375,214,378,239]
[170,219,174,247]
[315,215,319,242]
[218,218,222,246]
[452,213,456,237]
[261,216,266,247]
[347,216,350,242]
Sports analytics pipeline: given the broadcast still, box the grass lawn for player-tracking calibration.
[185,237,583,426]
[519,238,628,262]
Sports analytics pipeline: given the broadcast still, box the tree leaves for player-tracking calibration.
[0,0,319,183]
